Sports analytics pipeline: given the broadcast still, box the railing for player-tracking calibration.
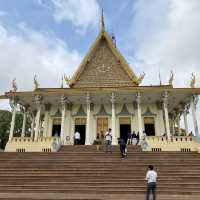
[144,136,199,152]
[146,136,194,143]
[11,136,60,143]
[6,136,61,152]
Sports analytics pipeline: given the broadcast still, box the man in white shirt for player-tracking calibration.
[145,165,157,200]
[105,128,112,153]
[74,131,80,145]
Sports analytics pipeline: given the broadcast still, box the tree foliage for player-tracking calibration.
[0,110,31,149]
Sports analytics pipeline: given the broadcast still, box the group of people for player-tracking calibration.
[74,129,157,199]
[74,129,146,158]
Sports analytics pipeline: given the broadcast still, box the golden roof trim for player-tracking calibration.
[4,87,200,98]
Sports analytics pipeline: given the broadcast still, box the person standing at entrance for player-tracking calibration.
[74,131,80,145]
[127,131,132,145]
[145,165,157,200]
[105,128,112,153]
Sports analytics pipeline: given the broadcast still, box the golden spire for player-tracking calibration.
[100,8,105,32]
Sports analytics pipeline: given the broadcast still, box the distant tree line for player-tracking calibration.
[0,110,31,149]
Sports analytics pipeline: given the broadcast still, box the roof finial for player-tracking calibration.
[101,8,105,32]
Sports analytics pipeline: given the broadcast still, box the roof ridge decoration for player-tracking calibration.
[94,104,111,116]
[68,12,140,88]
[117,104,133,116]
[100,8,105,32]
[142,107,157,116]
[73,104,86,116]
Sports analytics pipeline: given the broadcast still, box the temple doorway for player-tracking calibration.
[120,124,131,143]
[97,117,108,135]
[144,117,155,136]
[75,118,86,145]
[119,117,131,144]
[52,118,61,137]
[52,125,61,137]
[75,125,86,145]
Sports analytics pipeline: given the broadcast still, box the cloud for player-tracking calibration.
[38,0,100,34]
[130,0,200,87]
[128,0,200,132]
[0,21,82,95]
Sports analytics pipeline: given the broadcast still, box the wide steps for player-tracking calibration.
[0,145,200,199]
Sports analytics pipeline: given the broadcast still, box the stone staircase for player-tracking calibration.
[0,145,200,199]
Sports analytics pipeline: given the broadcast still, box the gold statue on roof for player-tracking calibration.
[168,70,174,86]
[33,75,39,90]
[190,73,196,88]
[64,75,71,87]
[12,78,17,92]
[137,72,145,84]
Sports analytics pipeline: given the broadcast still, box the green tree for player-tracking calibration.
[0,110,11,149]
[0,110,32,149]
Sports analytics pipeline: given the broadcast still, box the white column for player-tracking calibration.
[183,111,189,135]
[34,95,42,141]
[43,104,51,138]
[111,93,117,145]
[21,110,27,137]
[136,92,143,139]
[191,95,199,138]
[30,114,35,139]
[86,93,91,145]
[65,103,72,144]
[60,96,67,143]
[176,115,181,136]
[163,92,171,139]
[171,116,175,136]
[9,101,17,141]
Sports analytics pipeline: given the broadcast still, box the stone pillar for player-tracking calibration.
[86,93,91,145]
[43,104,51,138]
[60,96,67,143]
[191,95,199,138]
[156,101,165,136]
[65,103,72,144]
[176,115,181,136]
[171,115,175,136]
[183,110,189,136]
[30,113,35,139]
[111,93,117,145]
[34,95,42,141]
[9,99,17,141]
[21,106,28,137]
[136,92,143,139]
[163,92,171,139]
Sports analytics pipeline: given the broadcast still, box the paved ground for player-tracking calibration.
[0,193,200,200]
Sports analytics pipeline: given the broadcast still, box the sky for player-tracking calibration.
[0,0,200,132]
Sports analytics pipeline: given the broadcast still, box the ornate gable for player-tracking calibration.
[73,105,86,116]
[69,30,139,88]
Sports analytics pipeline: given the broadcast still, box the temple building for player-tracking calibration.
[1,13,200,152]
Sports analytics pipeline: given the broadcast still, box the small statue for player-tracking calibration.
[64,75,71,87]
[190,73,196,88]
[168,70,174,85]
[34,75,39,90]
[12,78,17,92]
[137,72,145,84]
